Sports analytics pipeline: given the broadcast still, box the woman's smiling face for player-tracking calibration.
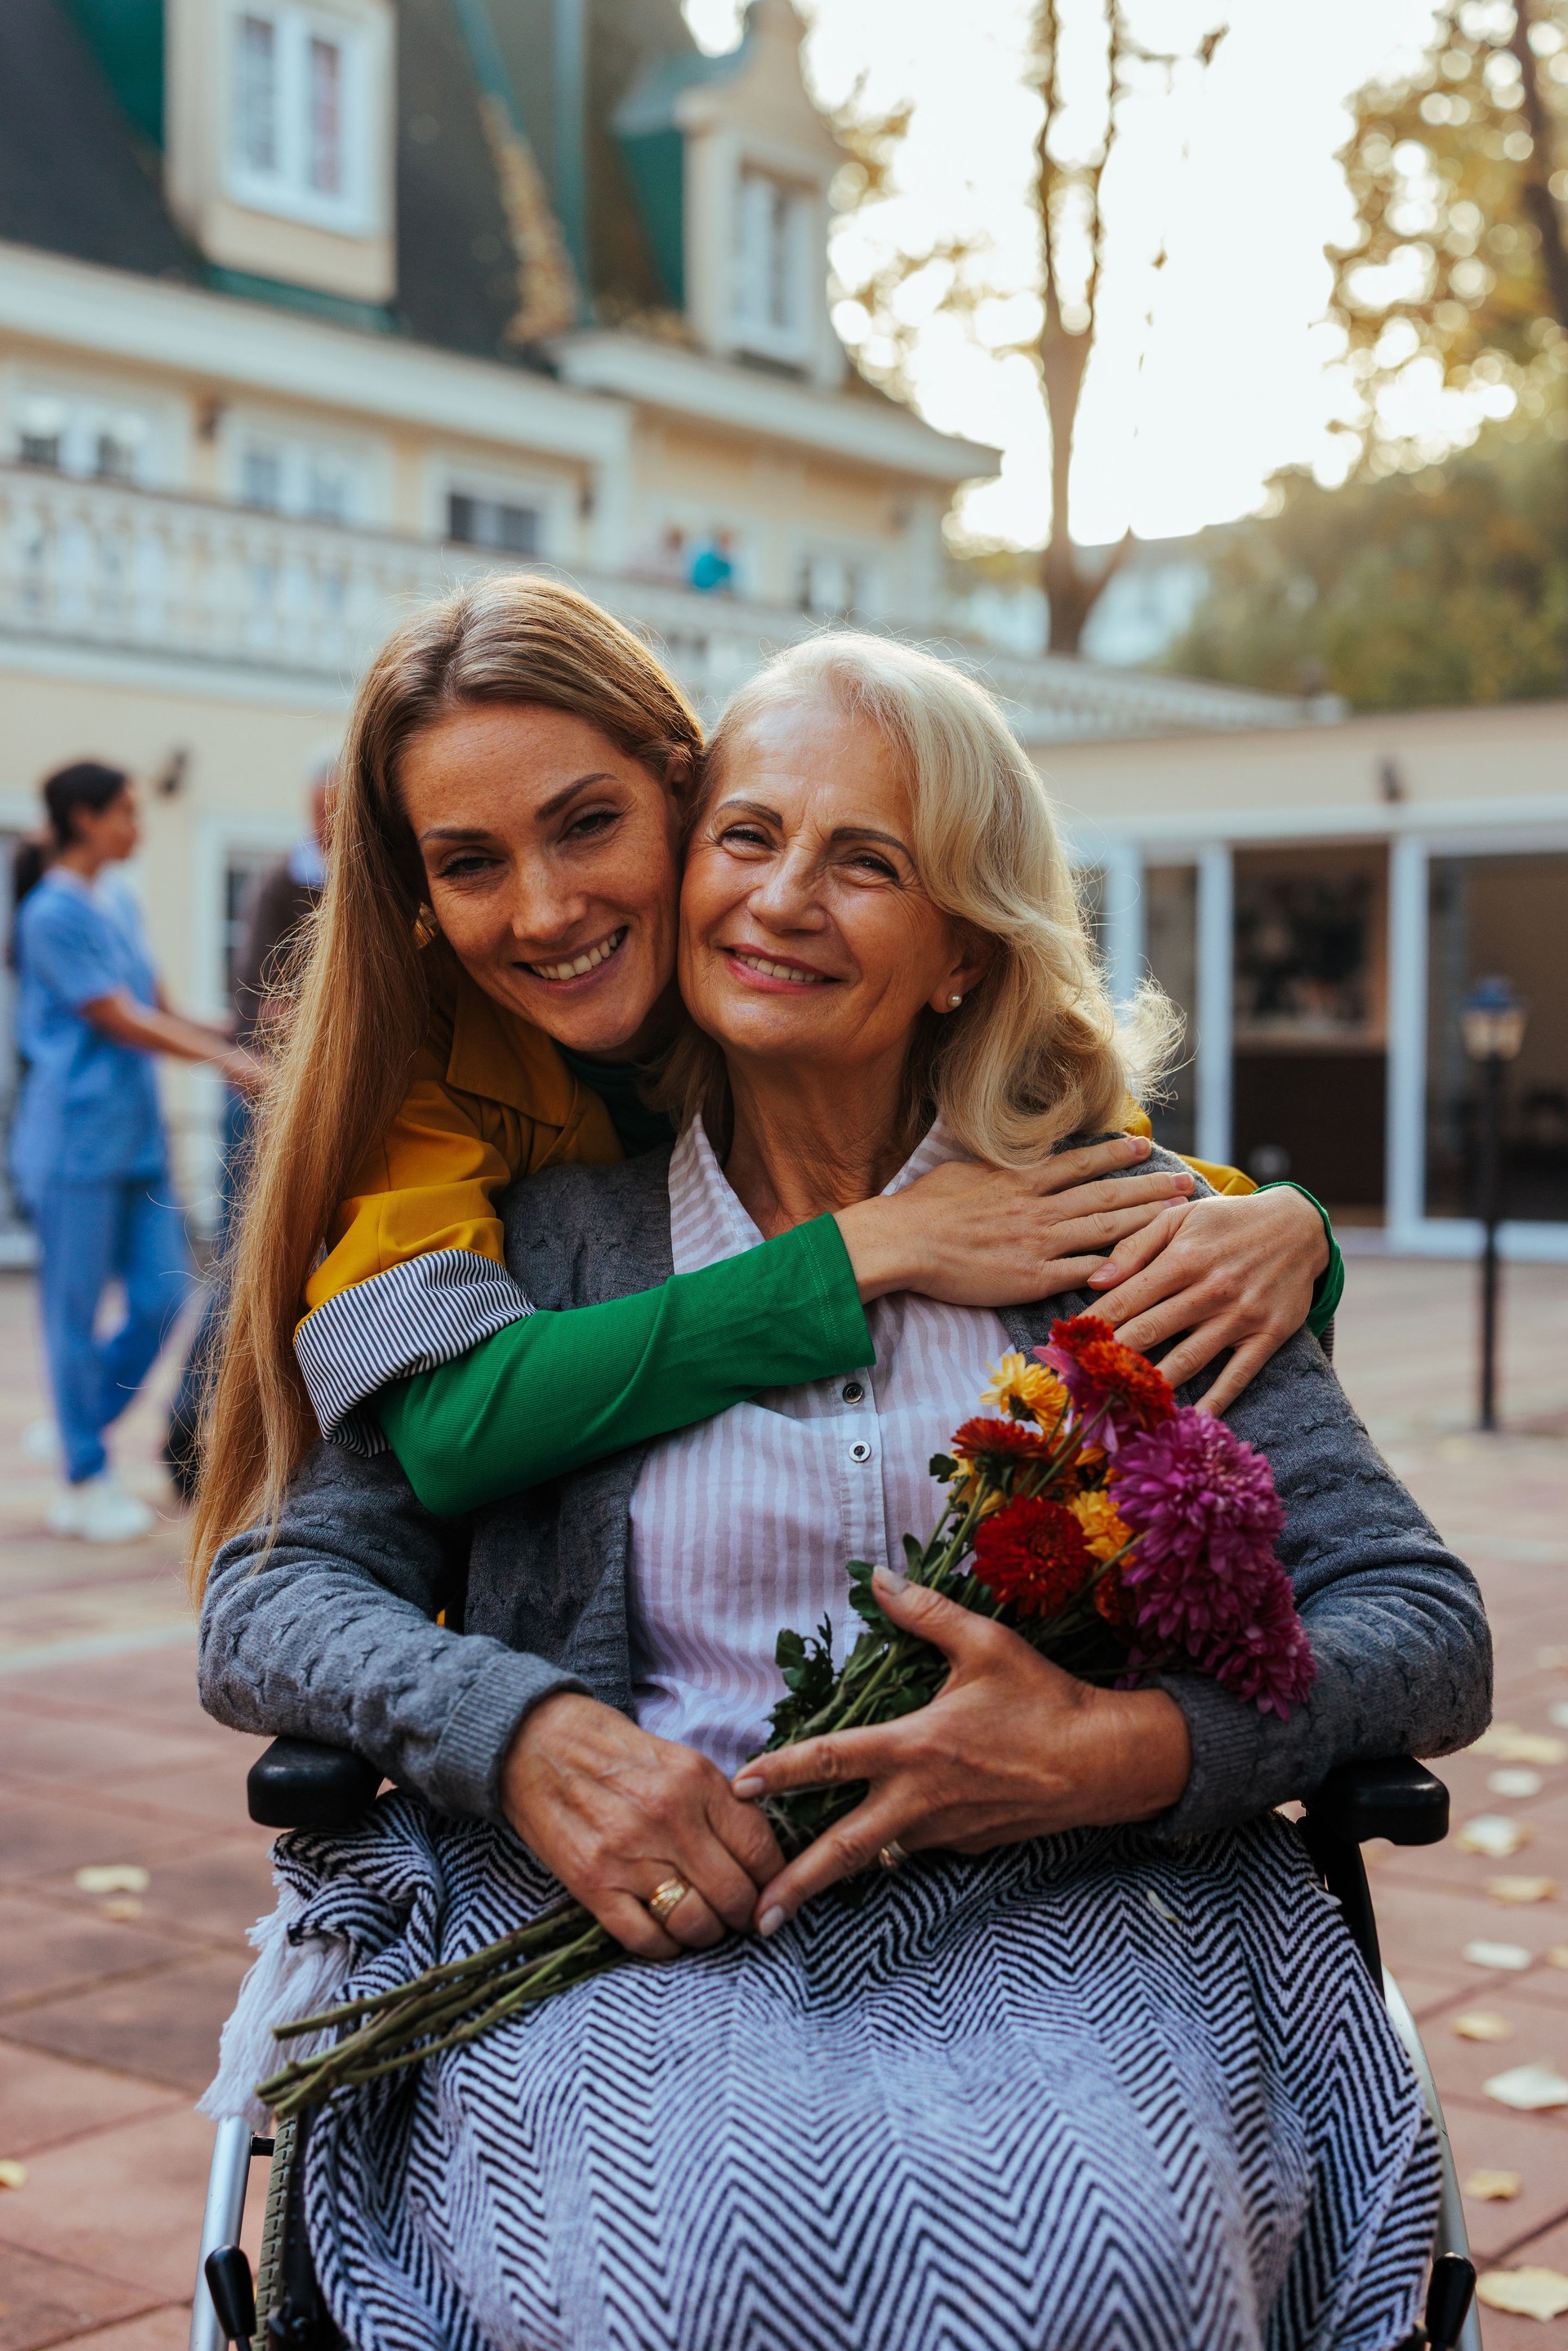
[678,698,988,1082]
[399,702,682,1058]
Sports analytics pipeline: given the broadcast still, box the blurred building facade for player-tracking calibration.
[3,0,1557,1258]
[0,0,1304,1231]
[1049,699,1568,1260]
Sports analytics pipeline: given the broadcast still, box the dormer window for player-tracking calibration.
[227,3,368,231]
[732,169,814,365]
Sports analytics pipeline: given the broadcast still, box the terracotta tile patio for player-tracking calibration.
[0,1256,1566,2346]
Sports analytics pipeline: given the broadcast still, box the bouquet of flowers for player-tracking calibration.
[257,1316,1314,2120]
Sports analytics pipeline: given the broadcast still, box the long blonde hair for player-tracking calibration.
[189,577,702,1589]
[660,631,1175,1160]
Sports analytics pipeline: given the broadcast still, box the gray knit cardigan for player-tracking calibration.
[199,1143,1491,1839]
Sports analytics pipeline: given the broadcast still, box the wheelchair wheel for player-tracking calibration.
[253,2114,296,2338]
[253,2112,342,2349]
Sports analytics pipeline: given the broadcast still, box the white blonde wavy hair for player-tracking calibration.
[661,631,1178,1164]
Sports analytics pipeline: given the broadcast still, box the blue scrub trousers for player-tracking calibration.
[33,1179,194,1484]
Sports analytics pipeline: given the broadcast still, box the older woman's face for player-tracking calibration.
[678,701,984,1077]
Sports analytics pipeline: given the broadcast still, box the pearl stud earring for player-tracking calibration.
[947,993,963,1009]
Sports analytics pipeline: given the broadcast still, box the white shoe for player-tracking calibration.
[47,1472,156,1543]
[21,1417,60,1463]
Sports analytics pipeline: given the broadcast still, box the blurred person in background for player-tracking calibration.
[10,760,260,1542]
[164,751,334,1499]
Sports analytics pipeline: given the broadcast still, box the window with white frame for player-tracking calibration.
[235,428,368,523]
[797,550,882,620]
[227,2,368,231]
[10,389,165,487]
[732,169,815,364]
[446,491,541,557]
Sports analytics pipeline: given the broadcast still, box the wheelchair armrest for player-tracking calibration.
[1303,1755,1449,1848]
[247,1737,381,1831]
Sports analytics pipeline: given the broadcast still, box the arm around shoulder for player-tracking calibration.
[1151,1329,1492,1840]
[198,1440,586,1819]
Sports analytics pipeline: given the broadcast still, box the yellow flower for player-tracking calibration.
[980,1351,1069,1427]
[1067,1488,1132,1563]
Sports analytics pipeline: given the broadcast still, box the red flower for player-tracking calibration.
[1093,1569,1139,1641]
[951,1417,1051,1463]
[1036,1316,1175,1451]
[973,1497,1094,1618]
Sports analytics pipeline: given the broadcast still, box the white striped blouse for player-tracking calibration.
[628,1116,1013,1779]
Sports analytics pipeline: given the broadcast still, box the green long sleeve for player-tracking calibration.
[376,1214,873,1516]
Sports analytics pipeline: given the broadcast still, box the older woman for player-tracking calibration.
[203,636,1488,2351]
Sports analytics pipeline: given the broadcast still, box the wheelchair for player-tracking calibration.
[191,1741,1481,2351]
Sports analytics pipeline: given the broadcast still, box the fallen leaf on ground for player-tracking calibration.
[1490,1877,1560,1906]
[1463,1940,1534,1971]
[1452,2012,1514,2042]
[0,2162,26,2190]
[74,1864,150,1895]
[1548,1947,1568,1970]
[1473,1727,1568,1766]
[1484,2063,1568,2113]
[1465,2170,1523,2201]
[1477,2268,1568,2322]
[1459,1816,1533,1859]
[1490,1768,1544,1798]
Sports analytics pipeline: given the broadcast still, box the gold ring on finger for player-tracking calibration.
[647,1876,689,1926]
[878,1841,909,1872]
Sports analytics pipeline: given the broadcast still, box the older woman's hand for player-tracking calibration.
[1085,1185,1330,1414]
[501,1692,785,1960]
[732,1569,1192,1936]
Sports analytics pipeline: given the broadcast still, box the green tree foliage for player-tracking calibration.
[1170,434,1568,710]
[1330,0,1568,461]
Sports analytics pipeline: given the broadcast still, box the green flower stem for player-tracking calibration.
[274,1905,590,2040]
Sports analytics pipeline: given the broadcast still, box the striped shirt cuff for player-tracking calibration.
[295,1249,534,1454]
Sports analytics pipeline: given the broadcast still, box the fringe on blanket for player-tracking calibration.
[198,1872,354,2131]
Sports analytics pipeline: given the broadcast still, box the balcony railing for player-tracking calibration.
[0,463,1311,739]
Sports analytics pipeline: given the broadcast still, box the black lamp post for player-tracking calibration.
[1460,976,1528,1432]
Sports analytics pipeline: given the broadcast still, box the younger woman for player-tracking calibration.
[194,580,1338,1561]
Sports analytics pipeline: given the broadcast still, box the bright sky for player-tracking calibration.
[683,0,1460,546]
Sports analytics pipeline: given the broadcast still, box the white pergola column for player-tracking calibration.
[1195,843,1233,1167]
[1098,839,1144,1010]
[1386,830,1429,1245]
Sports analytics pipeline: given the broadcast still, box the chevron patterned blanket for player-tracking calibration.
[277,1792,1437,2351]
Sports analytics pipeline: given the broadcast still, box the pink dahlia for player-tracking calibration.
[1111,1407,1315,1719]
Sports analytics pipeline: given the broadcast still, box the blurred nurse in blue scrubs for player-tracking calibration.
[11,762,260,1543]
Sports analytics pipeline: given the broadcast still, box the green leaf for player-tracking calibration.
[902,1532,928,1576]
[929,1454,957,1481]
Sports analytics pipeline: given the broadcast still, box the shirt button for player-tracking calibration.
[842,1379,866,1404]
[849,1440,872,1464]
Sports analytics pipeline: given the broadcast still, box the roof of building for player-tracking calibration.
[0,0,705,354]
[0,0,194,284]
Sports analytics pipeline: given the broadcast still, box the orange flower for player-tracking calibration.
[951,1417,1052,1463]
[1067,1488,1131,1564]
[1037,1317,1175,1450]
